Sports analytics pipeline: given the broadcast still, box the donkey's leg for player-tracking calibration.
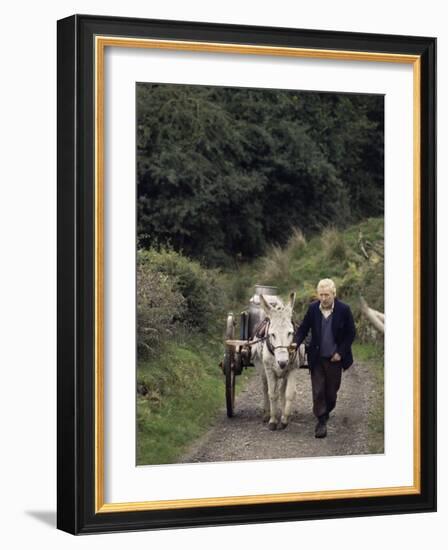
[261,368,270,423]
[265,368,279,430]
[278,378,286,414]
[279,369,298,429]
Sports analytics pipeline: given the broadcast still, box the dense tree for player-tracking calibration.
[137,83,383,267]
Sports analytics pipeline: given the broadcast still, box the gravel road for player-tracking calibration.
[179,361,379,463]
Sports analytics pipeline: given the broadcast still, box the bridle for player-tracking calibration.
[264,319,299,365]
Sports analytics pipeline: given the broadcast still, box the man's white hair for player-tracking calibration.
[317,278,336,295]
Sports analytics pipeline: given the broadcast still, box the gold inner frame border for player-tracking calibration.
[94,35,421,514]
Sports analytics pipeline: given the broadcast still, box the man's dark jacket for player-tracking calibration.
[295,298,356,370]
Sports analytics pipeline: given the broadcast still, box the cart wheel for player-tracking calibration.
[224,314,236,417]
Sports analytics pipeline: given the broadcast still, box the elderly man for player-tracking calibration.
[295,279,356,438]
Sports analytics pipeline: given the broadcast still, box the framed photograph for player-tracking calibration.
[57,14,436,534]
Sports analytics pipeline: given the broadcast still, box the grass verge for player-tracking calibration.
[137,334,251,465]
[353,342,384,453]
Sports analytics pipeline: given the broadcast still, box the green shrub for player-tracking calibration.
[362,260,384,312]
[261,243,290,284]
[138,247,226,334]
[260,227,306,286]
[321,227,347,263]
[137,262,185,359]
[286,227,307,260]
[338,261,363,299]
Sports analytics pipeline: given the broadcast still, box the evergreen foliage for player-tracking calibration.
[137,84,383,266]
[138,247,226,338]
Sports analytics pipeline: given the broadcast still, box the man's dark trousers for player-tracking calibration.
[310,357,342,418]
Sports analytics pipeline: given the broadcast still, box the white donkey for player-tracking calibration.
[252,292,302,431]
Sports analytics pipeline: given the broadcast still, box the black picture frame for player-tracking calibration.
[57,14,436,535]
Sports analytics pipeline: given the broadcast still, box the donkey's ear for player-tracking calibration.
[259,294,271,314]
[288,292,296,311]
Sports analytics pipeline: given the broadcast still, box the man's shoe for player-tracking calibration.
[315,418,327,438]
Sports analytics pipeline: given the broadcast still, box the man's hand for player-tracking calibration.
[330,352,341,362]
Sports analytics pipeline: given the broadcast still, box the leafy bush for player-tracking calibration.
[138,247,226,334]
[338,261,363,299]
[137,262,185,359]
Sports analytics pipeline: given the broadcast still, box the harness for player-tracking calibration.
[252,318,299,366]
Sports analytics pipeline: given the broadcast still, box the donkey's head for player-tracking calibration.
[260,292,296,370]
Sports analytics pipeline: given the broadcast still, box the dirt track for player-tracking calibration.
[179,361,379,463]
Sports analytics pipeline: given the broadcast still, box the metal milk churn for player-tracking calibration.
[248,284,279,338]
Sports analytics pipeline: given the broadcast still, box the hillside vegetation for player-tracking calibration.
[137,84,383,267]
[222,217,384,341]
[137,217,384,464]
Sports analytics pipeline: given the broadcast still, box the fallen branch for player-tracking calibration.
[360,296,385,333]
[373,310,385,323]
[358,231,370,259]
